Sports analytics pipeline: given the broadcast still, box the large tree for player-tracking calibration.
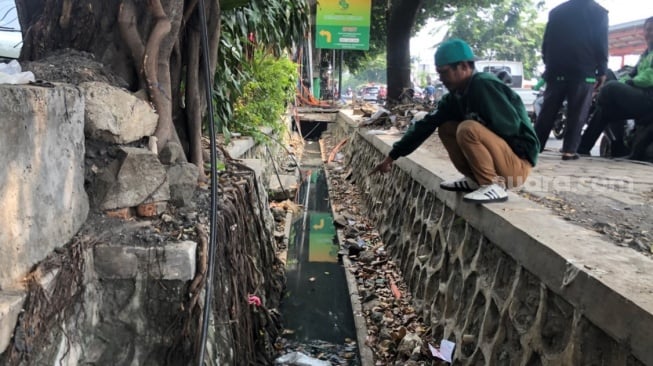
[15,0,307,180]
[16,0,221,172]
[342,0,493,102]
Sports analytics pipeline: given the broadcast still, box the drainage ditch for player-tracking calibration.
[278,138,361,365]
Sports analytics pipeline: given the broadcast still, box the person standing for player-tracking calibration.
[577,16,653,158]
[371,39,539,203]
[535,0,609,160]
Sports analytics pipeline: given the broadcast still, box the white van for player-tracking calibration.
[475,60,524,88]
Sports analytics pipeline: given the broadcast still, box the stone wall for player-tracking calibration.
[330,111,652,365]
[0,82,291,365]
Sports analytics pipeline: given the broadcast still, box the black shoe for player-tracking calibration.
[562,153,580,161]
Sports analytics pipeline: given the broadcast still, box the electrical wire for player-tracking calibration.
[196,0,218,365]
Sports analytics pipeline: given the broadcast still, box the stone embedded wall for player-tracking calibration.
[329,113,649,365]
[0,83,288,365]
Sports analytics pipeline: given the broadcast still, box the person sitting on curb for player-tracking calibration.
[577,16,653,158]
[371,39,540,203]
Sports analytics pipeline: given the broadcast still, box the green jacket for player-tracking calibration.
[389,72,540,166]
[620,50,653,90]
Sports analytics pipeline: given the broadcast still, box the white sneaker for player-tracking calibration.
[440,177,480,192]
[463,184,508,203]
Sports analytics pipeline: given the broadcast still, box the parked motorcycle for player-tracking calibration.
[532,90,568,139]
[531,68,625,140]
[596,66,653,161]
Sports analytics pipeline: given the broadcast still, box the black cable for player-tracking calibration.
[196,0,218,365]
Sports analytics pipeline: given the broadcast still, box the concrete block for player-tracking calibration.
[226,137,255,159]
[94,245,139,279]
[239,159,264,180]
[146,241,196,280]
[0,84,89,290]
[94,241,196,281]
[0,291,27,353]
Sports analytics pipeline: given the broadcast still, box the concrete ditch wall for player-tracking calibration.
[331,110,653,365]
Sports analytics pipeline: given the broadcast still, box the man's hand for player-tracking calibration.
[594,75,607,91]
[370,156,394,175]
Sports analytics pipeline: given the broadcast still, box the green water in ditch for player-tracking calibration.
[281,143,357,345]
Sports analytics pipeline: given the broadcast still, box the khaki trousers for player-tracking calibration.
[438,120,532,188]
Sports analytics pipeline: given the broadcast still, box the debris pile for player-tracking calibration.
[321,133,449,365]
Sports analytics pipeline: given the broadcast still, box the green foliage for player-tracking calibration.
[347,53,387,85]
[211,0,309,141]
[232,50,298,143]
[446,0,545,79]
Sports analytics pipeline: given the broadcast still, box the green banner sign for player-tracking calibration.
[315,0,371,50]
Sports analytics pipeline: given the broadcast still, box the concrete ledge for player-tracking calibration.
[225,137,256,159]
[94,241,197,280]
[336,109,653,365]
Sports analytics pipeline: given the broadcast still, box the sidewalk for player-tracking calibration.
[409,130,653,256]
[336,109,653,364]
[519,150,653,254]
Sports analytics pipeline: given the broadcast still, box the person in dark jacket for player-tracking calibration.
[371,39,540,203]
[577,16,653,158]
[535,0,608,160]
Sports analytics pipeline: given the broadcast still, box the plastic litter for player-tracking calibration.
[274,351,332,366]
[0,60,36,84]
[247,294,262,307]
[428,339,455,363]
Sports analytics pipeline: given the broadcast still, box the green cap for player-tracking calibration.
[434,39,476,67]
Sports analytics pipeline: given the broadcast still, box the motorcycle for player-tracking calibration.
[531,68,624,140]
[599,111,653,161]
[596,66,653,161]
[532,90,568,139]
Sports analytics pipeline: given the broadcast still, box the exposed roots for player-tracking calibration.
[1,236,91,365]
[166,153,285,364]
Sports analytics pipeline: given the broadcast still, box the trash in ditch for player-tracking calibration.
[429,339,455,363]
[247,294,262,307]
[389,279,401,299]
[359,107,391,127]
[274,351,332,366]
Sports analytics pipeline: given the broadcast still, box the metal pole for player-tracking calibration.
[331,50,336,100]
[338,50,343,101]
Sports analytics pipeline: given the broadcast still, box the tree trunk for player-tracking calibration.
[386,0,423,102]
[182,1,221,182]
[15,0,221,178]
